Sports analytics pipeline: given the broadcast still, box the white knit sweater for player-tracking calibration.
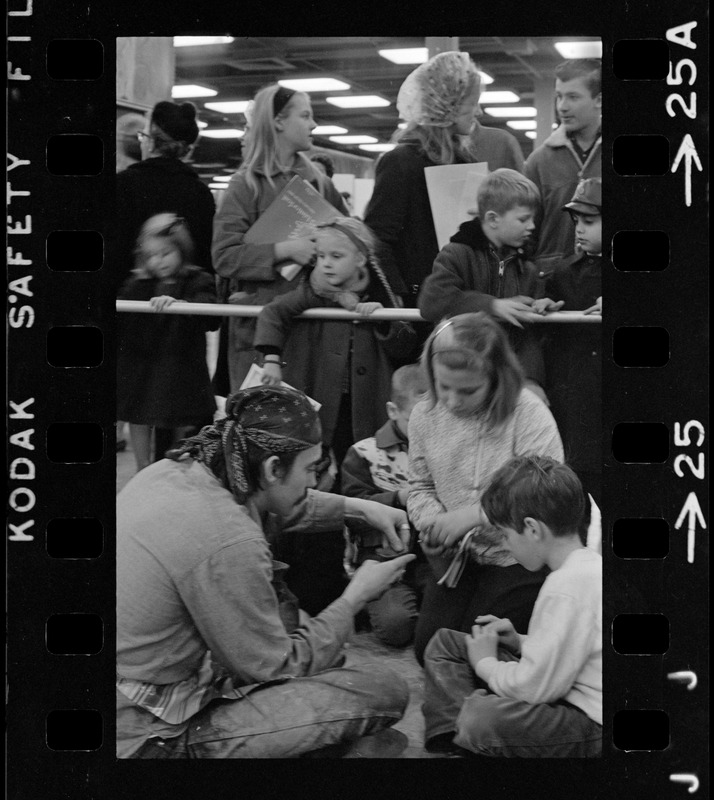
[407,388,564,567]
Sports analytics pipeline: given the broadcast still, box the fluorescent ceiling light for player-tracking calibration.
[326,95,390,109]
[507,120,537,130]
[197,120,208,129]
[378,47,428,64]
[174,36,234,47]
[479,71,494,85]
[204,100,251,114]
[359,143,396,152]
[312,125,348,135]
[329,135,378,144]
[479,90,520,103]
[200,129,245,139]
[208,183,229,189]
[483,106,536,117]
[554,41,602,59]
[525,131,537,139]
[279,78,350,92]
[211,175,233,182]
[397,122,407,129]
[172,84,217,98]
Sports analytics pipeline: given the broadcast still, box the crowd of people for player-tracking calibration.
[115,51,604,759]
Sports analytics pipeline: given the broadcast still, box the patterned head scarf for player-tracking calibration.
[397,51,480,128]
[169,386,321,503]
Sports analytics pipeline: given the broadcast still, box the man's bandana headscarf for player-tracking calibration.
[397,51,479,128]
[169,385,321,503]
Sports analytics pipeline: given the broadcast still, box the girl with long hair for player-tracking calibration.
[407,313,564,663]
[212,84,347,390]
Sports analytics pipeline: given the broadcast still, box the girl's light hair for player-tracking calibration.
[133,212,194,278]
[239,84,325,198]
[420,312,524,429]
[316,217,400,308]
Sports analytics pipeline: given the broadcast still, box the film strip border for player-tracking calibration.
[6,6,708,798]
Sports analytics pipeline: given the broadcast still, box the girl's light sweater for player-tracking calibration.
[407,388,564,567]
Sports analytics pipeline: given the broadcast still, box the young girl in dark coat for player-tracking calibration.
[254,217,418,481]
[117,213,219,472]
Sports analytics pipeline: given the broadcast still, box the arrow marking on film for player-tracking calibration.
[667,670,698,690]
[671,134,703,207]
[674,492,706,564]
[670,774,699,794]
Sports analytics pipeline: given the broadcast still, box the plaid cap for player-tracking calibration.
[563,178,602,213]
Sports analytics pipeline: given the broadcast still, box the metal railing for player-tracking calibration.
[116,300,601,323]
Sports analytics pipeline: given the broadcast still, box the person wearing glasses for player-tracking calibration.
[111,100,216,295]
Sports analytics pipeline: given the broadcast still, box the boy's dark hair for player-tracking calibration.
[391,363,427,410]
[554,59,602,97]
[482,455,589,539]
[310,153,335,178]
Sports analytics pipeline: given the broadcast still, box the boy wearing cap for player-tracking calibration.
[533,177,603,505]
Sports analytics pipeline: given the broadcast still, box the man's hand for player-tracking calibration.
[150,295,176,312]
[532,297,565,315]
[466,624,499,671]
[492,296,540,328]
[344,497,410,553]
[342,554,417,609]
[474,615,521,654]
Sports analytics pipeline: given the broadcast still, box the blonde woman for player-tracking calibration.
[212,84,347,390]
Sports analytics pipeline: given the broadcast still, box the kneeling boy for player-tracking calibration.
[422,455,602,757]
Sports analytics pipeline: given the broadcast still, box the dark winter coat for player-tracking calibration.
[254,277,418,449]
[111,157,216,293]
[418,218,547,386]
[363,139,474,300]
[541,251,602,472]
[211,163,347,390]
[117,268,219,427]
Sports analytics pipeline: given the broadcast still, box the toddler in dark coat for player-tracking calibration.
[117,213,219,472]
[254,217,418,478]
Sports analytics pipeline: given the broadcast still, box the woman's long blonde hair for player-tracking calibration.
[239,84,326,198]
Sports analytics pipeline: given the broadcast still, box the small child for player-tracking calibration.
[340,364,431,647]
[422,455,602,758]
[418,168,547,402]
[254,216,417,478]
[532,177,603,505]
[117,213,219,471]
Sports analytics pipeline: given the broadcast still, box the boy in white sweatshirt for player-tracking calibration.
[422,455,602,757]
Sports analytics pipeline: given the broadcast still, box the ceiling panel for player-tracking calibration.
[173,35,599,179]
